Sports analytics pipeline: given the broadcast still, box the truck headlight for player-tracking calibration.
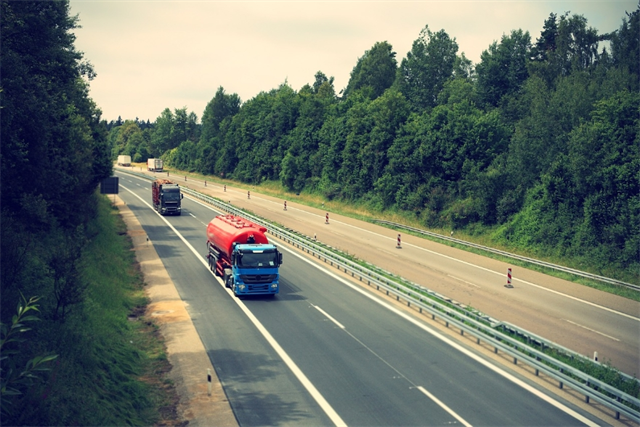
[238,284,246,291]
[271,283,278,288]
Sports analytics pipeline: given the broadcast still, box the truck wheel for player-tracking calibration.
[231,280,237,296]
[225,276,232,289]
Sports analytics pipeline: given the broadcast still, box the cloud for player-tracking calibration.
[70,0,637,121]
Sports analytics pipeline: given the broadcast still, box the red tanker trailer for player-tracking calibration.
[206,214,282,297]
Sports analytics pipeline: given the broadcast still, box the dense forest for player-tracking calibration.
[1,1,121,424]
[111,8,639,278]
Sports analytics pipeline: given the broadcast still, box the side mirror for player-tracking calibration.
[181,194,184,199]
[278,253,283,266]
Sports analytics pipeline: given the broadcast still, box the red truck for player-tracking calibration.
[152,179,182,215]
[206,214,282,297]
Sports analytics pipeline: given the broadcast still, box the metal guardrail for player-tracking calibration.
[373,219,639,291]
[120,170,640,423]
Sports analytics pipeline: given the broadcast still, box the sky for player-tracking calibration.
[69,0,638,123]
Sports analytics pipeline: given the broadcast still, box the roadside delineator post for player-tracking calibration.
[224,185,226,192]
[185,176,187,181]
[396,234,402,249]
[248,190,250,199]
[325,213,329,224]
[207,369,212,396]
[284,201,287,211]
[505,268,513,288]
[594,351,598,362]
[314,233,317,241]
[204,181,207,187]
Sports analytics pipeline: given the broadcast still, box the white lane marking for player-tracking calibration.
[285,245,599,427]
[564,319,620,342]
[313,304,471,426]
[125,180,597,426]
[417,386,472,427]
[447,275,480,288]
[312,304,345,329]
[120,184,347,427]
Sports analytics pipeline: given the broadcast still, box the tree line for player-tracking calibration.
[113,9,639,278]
[1,1,114,423]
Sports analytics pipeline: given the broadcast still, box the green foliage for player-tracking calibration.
[476,29,531,108]
[395,25,459,111]
[1,296,58,419]
[106,10,638,281]
[344,41,397,99]
[609,5,640,85]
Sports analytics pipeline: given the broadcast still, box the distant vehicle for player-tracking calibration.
[206,214,283,297]
[117,155,131,166]
[151,179,182,215]
[147,158,163,172]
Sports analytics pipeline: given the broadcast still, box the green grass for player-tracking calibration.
[13,195,179,426]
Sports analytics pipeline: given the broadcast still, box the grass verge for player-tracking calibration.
[9,195,182,426]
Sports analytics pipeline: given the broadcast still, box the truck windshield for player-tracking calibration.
[162,191,181,201]
[238,250,278,268]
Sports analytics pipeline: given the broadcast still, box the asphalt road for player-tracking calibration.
[119,168,639,377]
[115,171,607,426]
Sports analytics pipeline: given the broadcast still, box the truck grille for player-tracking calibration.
[240,274,277,284]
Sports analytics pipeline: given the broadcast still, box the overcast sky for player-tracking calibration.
[69,0,637,123]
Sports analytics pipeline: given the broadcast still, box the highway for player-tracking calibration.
[116,171,606,426]
[119,168,639,377]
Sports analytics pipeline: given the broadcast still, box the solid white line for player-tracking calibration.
[564,319,620,342]
[238,185,637,322]
[312,304,346,329]
[287,245,599,427]
[417,386,472,427]
[120,184,347,427]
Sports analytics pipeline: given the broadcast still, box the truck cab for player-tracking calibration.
[152,180,183,215]
[224,243,282,296]
[158,184,182,215]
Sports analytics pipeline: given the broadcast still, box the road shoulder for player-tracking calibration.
[116,196,238,427]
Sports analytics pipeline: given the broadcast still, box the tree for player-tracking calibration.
[476,29,531,108]
[568,91,640,266]
[343,41,397,99]
[609,5,640,85]
[395,26,459,111]
[198,87,241,173]
[529,12,603,84]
